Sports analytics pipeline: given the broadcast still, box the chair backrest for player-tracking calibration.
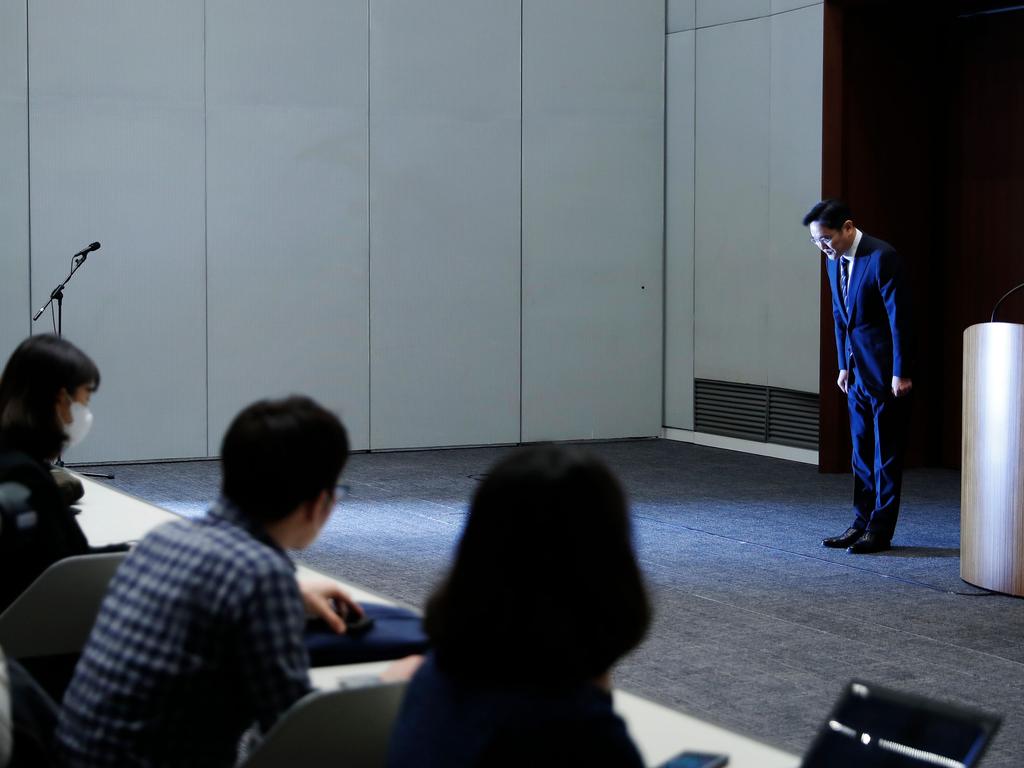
[241,682,408,768]
[0,552,126,659]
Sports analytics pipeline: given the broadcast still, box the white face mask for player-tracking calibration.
[64,401,94,448]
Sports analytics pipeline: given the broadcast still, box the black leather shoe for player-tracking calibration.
[847,532,891,554]
[822,527,864,548]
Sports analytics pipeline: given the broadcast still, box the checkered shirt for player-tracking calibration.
[55,502,312,767]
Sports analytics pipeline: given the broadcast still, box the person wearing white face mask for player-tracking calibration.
[0,334,119,615]
[60,399,93,451]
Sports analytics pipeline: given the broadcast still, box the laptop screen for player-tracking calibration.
[802,681,1001,767]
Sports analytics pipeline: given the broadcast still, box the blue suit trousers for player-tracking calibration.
[847,375,909,538]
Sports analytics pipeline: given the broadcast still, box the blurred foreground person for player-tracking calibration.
[389,446,651,768]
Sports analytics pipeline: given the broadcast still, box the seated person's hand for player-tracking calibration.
[51,466,85,504]
[379,655,424,683]
[296,575,364,634]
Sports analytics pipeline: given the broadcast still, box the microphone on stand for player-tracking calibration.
[75,242,101,256]
[28,239,115,480]
[73,242,101,262]
[32,241,102,321]
[990,282,1024,322]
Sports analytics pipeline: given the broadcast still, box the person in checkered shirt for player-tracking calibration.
[55,396,359,767]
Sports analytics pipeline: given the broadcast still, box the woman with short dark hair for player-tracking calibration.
[389,446,651,767]
[0,334,102,612]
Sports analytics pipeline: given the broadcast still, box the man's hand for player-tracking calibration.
[892,376,912,398]
[297,575,364,634]
[837,369,849,394]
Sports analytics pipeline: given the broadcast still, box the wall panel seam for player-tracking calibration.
[661,26,668,427]
[767,0,774,383]
[366,0,373,449]
[518,0,524,444]
[203,0,210,456]
[690,26,697,425]
[25,0,32,338]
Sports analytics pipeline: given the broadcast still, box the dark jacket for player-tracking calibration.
[827,233,914,396]
[0,439,90,614]
[388,653,643,768]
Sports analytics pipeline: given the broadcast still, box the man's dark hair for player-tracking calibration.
[803,199,853,229]
[0,334,101,461]
[220,396,349,523]
[425,446,651,690]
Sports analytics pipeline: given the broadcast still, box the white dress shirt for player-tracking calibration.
[840,228,864,291]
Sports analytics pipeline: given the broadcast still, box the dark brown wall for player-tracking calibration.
[940,9,1024,465]
[819,0,1024,472]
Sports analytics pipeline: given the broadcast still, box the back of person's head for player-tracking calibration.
[802,198,853,229]
[425,446,651,690]
[0,335,100,461]
[220,396,349,523]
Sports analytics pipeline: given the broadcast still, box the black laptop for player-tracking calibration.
[802,680,1001,767]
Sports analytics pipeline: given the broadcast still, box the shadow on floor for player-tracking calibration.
[885,546,960,559]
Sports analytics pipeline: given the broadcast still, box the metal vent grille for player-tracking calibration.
[767,388,819,449]
[694,379,818,450]
[694,380,768,441]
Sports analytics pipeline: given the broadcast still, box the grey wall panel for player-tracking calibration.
[767,4,822,393]
[522,0,664,442]
[0,0,29,360]
[667,0,696,33]
[369,0,521,450]
[697,0,770,27]
[771,0,822,14]
[28,0,206,463]
[665,31,696,430]
[694,17,770,386]
[206,0,370,452]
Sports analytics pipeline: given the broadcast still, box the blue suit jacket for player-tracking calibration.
[827,233,913,396]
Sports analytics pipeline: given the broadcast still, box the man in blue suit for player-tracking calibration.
[805,200,913,554]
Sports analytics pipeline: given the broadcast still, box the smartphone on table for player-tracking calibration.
[659,752,729,768]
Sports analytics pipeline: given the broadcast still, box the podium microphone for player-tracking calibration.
[990,282,1024,322]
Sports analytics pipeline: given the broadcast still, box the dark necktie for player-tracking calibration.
[840,256,850,310]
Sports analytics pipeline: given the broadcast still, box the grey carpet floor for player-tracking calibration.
[78,440,1024,766]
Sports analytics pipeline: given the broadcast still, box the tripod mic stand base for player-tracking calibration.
[55,459,115,481]
[78,470,116,480]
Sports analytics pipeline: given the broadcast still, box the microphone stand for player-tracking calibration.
[990,282,1024,323]
[33,252,88,331]
[31,247,114,480]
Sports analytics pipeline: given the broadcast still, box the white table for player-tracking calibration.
[309,662,798,767]
[76,475,801,768]
[76,476,389,605]
[75,476,178,546]
[613,690,798,767]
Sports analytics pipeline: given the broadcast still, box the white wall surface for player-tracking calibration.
[772,0,821,13]
[205,0,371,452]
[664,30,697,430]
[6,1,820,460]
[667,0,697,32]
[521,0,665,442]
[6,0,666,461]
[368,0,522,450]
[697,0,770,27]
[28,0,208,463]
[0,0,29,361]
[694,16,772,385]
[767,4,823,393]
[665,1,822,416]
